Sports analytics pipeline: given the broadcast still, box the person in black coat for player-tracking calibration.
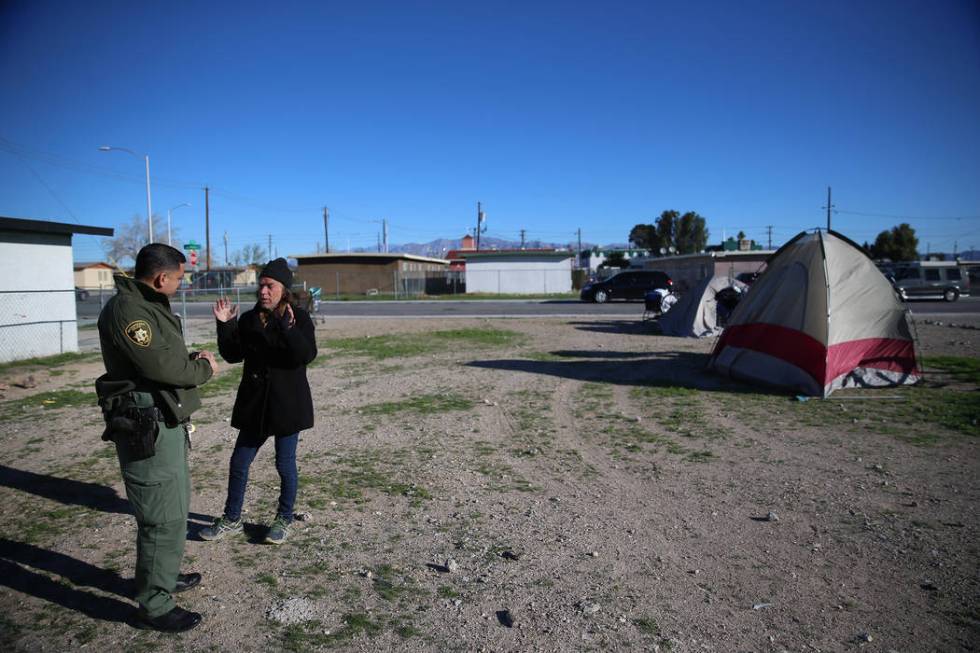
[200,258,317,545]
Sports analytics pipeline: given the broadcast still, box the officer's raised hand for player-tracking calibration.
[213,298,239,322]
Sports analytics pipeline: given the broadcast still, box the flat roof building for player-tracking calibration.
[294,252,449,297]
[0,216,113,362]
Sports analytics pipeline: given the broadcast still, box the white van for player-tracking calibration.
[887,261,969,302]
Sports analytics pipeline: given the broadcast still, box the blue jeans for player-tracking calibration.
[222,431,298,523]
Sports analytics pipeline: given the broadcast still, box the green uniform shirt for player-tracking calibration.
[98,275,212,422]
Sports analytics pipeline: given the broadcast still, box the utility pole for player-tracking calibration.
[323,206,330,253]
[577,228,582,268]
[383,218,389,253]
[767,225,773,249]
[520,229,526,249]
[476,202,482,251]
[268,234,272,259]
[223,231,228,265]
[475,202,487,251]
[823,186,834,231]
[204,186,212,270]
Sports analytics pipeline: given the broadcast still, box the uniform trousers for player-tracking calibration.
[116,398,189,618]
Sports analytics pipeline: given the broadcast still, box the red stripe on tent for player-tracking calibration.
[714,324,920,387]
[826,337,919,380]
[714,323,826,384]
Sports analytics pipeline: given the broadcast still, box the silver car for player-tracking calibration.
[889,262,969,302]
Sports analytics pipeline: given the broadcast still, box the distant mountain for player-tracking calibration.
[343,235,639,257]
[382,236,599,257]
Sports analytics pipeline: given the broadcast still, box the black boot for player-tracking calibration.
[174,572,202,593]
[134,606,202,632]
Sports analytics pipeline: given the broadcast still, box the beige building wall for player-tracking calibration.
[233,267,258,286]
[644,253,772,293]
[74,264,116,289]
[297,259,448,295]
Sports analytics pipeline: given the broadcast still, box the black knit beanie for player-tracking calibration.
[259,258,292,288]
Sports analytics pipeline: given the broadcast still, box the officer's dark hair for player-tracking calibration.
[135,244,186,280]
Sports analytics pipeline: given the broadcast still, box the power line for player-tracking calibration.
[835,209,980,221]
[18,157,82,223]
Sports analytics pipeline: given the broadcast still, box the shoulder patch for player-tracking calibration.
[124,320,153,347]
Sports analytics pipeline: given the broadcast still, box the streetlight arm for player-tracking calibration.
[99,145,138,157]
[99,145,153,244]
[166,202,191,247]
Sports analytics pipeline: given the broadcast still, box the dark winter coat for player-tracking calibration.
[216,304,317,436]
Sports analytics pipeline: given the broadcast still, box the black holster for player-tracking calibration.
[103,407,161,461]
[95,375,161,462]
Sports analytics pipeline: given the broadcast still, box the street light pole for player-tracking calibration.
[99,145,153,243]
[167,202,191,246]
[144,155,153,243]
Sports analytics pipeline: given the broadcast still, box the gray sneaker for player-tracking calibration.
[264,516,290,545]
[200,516,242,541]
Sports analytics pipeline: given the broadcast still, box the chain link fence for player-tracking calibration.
[0,289,78,363]
[304,270,465,299]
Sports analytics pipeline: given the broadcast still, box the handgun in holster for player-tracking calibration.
[95,375,161,462]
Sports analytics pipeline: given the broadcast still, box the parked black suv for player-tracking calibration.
[580,270,672,303]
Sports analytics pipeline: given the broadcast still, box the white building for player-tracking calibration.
[581,247,652,272]
[464,250,573,294]
[0,216,113,363]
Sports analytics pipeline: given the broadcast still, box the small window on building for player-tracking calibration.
[924,269,940,281]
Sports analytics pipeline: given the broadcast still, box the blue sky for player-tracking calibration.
[1,0,978,263]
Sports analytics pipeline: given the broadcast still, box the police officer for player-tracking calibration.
[96,243,218,632]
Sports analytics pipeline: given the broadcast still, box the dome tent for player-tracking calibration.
[708,230,919,397]
[659,275,748,338]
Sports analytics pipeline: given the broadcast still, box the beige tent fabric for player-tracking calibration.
[727,234,828,343]
[823,232,912,345]
[709,230,919,397]
[659,275,747,338]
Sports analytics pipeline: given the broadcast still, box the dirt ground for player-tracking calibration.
[0,314,977,652]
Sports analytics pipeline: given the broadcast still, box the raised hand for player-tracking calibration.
[213,297,239,322]
[281,303,296,329]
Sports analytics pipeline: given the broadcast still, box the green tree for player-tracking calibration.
[628,224,657,250]
[870,223,918,261]
[601,251,628,268]
[655,210,679,253]
[630,209,709,255]
[676,211,709,254]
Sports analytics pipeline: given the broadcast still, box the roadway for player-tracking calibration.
[76,295,980,320]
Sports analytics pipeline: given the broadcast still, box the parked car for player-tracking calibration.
[580,270,672,303]
[886,262,969,302]
[75,287,90,300]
